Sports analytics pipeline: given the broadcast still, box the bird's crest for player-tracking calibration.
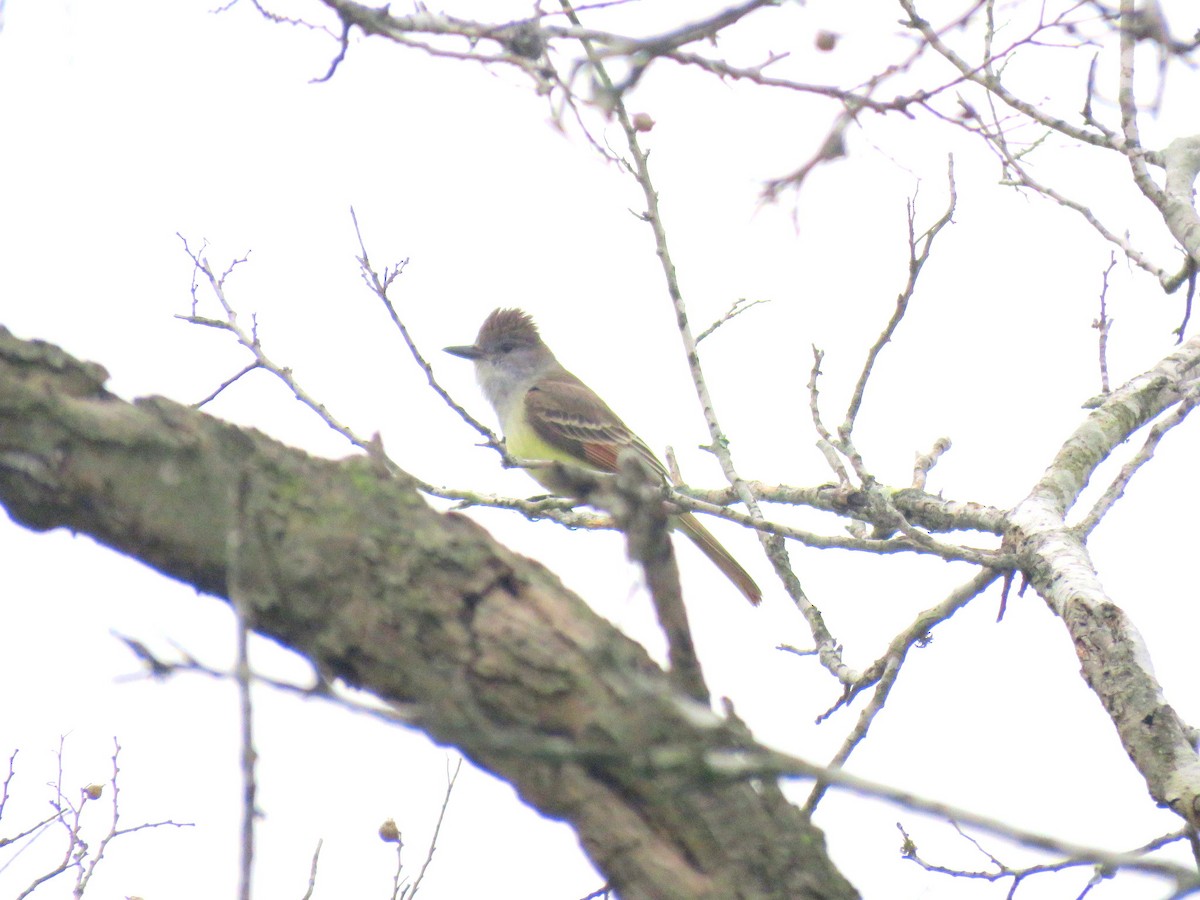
[477,308,541,349]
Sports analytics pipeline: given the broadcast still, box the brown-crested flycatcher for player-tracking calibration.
[445,308,762,605]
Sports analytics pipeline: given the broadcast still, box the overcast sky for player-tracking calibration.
[3,1,1200,898]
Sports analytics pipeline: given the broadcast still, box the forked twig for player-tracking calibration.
[804,569,1000,813]
[841,157,957,442]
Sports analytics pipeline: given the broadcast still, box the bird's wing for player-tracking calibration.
[524,372,668,478]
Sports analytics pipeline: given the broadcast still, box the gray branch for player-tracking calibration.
[0,327,856,900]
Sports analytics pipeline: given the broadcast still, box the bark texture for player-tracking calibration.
[0,327,858,900]
[1007,336,1200,829]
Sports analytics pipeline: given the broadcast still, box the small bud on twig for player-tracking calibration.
[378,818,401,843]
[632,112,655,133]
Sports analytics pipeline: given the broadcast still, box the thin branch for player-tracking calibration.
[1081,50,1117,139]
[176,235,366,448]
[192,362,263,409]
[349,209,506,458]
[180,233,615,537]
[405,758,463,899]
[513,736,1200,888]
[601,457,708,698]
[237,0,337,36]
[1175,263,1197,341]
[762,107,856,201]
[804,570,1001,812]
[318,0,775,98]
[664,48,911,112]
[0,749,16,821]
[114,637,431,732]
[556,0,761,512]
[899,0,1120,150]
[0,811,60,854]
[14,738,192,900]
[982,96,1174,286]
[899,821,1086,890]
[16,739,77,899]
[841,157,957,440]
[806,347,835,446]
[1117,0,1169,213]
[912,437,952,490]
[899,819,1195,895]
[559,1,855,691]
[1093,252,1117,395]
[229,471,259,900]
[694,298,768,345]
[1075,383,1200,536]
[461,464,825,543]
[669,491,1010,568]
[299,839,323,900]
[388,822,406,900]
[1160,134,1200,285]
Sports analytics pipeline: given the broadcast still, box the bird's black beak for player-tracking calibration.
[444,344,483,360]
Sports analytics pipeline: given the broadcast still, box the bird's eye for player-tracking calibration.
[497,341,515,353]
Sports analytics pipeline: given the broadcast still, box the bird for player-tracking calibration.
[445,308,761,605]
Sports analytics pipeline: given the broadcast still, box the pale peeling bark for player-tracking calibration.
[1162,134,1200,263]
[0,328,857,900]
[1009,335,1200,827]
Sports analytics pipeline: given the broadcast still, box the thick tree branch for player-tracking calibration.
[0,328,856,900]
[1009,334,1200,829]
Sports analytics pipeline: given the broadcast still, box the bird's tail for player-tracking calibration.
[675,512,762,605]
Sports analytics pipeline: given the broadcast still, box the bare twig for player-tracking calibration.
[299,839,323,900]
[498,735,1200,889]
[898,818,1190,895]
[912,437,952,490]
[1117,0,1169,213]
[404,758,463,899]
[349,209,506,459]
[804,570,1001,812]
[0,749,15,821]
[1094,252,1117,394]
[14,738,192,900]
[177,235,366,447]
[180,232,626,537]
[841,157,957,442]
[1160,135,1200,312]
[900,0,1121,150]
[1075,383,1200,536]
[664,49,907,112]
[995,145,1173,285]
[76,739,191,895]
[388,823,406,900]
[236,0,337,36]
[695,298,768,345]
[805,347,830,439]
[318,0,776,100]
[762,107,856,201]
[616,456,707,701]
[667,491,1007,567]
[114,636,434,732]
[556,2,843,677]
[1175,263,1197,341]
[1081,51,1117,139]
[0,810,59,857]
[192,362,263,409]
[229,471,258,900]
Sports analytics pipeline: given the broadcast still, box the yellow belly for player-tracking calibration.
[502,409,593,494]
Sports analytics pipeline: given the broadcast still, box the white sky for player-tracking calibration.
[2,1,1200,898]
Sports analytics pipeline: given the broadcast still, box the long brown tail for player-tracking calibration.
[675,512,762,605]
